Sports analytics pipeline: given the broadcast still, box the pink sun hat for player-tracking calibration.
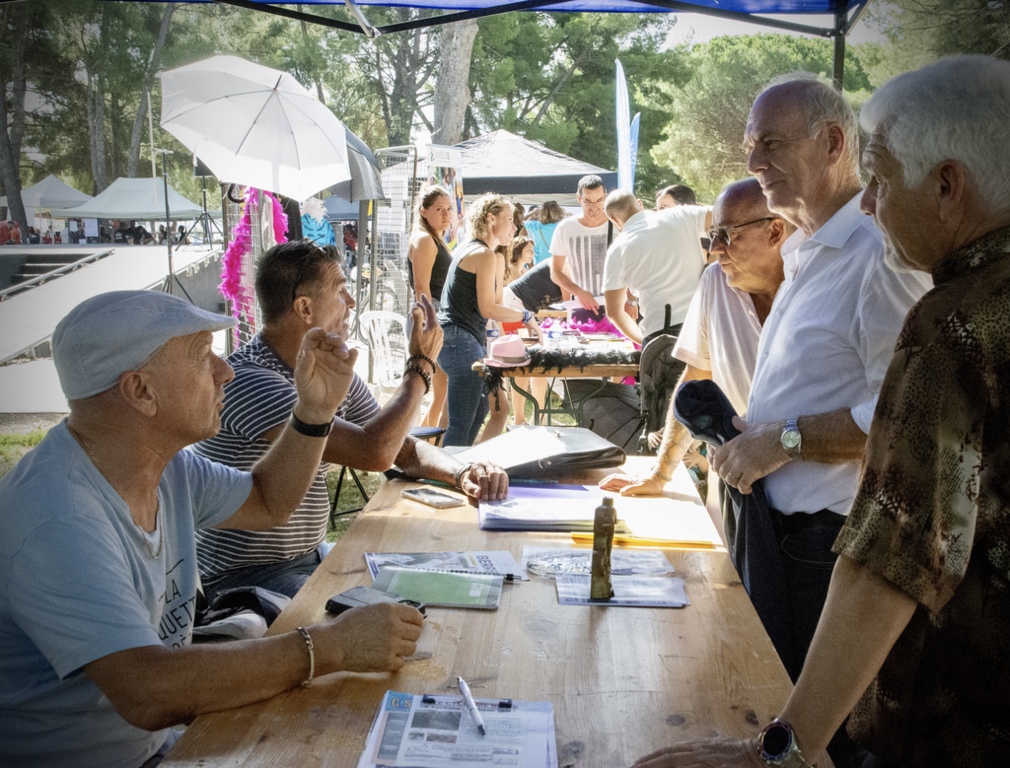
[483,334,531,368]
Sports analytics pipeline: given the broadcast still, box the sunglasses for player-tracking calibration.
[706,217,776,247]
[289,240,334,302]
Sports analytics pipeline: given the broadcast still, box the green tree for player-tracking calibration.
[860,0,1010,87]
[468,12,684,197]
[650,34,872,201]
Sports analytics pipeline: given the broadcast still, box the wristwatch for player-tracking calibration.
[757,719,816,767]
[780,418,802,457]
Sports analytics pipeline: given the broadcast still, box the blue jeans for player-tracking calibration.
[202,549,322,603]
[438,324,488,446]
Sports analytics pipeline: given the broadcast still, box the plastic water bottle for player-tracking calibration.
[486,319,500,350]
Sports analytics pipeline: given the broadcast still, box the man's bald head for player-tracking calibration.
[715,178,769,223]
[604,190,643,230]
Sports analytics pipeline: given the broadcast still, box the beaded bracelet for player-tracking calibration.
[404,363,432,394]
[296,626,315,687]
[408,353,438,375]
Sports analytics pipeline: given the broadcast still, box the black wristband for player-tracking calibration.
[409,353,438,375]
[289,411,332,438]
[404,363,432,394]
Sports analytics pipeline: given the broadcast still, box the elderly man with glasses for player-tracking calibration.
[601,177,786,500]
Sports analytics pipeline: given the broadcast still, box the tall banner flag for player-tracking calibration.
[616,59,633,191]
[629,112,641,189]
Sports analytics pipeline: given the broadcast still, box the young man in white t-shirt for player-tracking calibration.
[548,174,610,312]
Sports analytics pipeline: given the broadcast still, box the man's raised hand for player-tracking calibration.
[292,328,358,424]
[407,294,444,363]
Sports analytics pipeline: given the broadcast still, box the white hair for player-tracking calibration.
[759,72,860,175]
[860,55,1010,209]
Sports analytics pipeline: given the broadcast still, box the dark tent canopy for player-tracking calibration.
[200,0,871,85]
[457,130,617,204]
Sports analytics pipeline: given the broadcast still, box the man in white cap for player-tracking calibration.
[0,290,424,768]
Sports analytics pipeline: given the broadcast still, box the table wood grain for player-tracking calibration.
[163,463,802,768]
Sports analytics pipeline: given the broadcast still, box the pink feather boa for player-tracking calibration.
[219,188,289,340]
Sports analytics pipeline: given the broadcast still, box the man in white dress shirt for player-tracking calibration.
[709,74,931,767]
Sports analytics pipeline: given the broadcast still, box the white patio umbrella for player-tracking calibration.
[158,55,351,201]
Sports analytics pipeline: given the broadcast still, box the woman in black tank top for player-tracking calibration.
[408,186,454,429]
[436,194,543,446]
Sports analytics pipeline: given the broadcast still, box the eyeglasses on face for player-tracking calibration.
[706,217,776,247]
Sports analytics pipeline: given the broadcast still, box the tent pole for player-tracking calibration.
[832,6,847,91]
[156,149,193,302]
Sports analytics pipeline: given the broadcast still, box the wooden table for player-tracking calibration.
[164,462,797,768]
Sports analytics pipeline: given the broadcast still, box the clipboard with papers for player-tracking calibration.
[358,690,557,768]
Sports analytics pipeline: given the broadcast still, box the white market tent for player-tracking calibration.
[0,174,92,210]
[50,177,204,220]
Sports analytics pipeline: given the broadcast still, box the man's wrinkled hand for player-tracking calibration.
[600,471,668,497]
[631,738,765,768]
[316,602,424,674]
[598,472,634,492]
[292,328,357,423]
[709,416,791,495]
[407,294,444,362]
[459,461,508,501]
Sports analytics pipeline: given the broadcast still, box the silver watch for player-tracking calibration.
[757,719,816,767]
[780,418,802,457]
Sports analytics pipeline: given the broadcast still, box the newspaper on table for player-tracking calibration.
[358,690,557,768]
[521,545,674,577]
[554,574,689,607]
[365,551,528,581]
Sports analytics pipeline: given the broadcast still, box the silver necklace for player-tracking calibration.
[68,424,163,559]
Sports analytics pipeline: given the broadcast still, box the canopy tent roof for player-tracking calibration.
[457,130,616,204]
[126,0,874,90]
[199,0,871,84]
[0,175,92,210]
[50,177,205,220]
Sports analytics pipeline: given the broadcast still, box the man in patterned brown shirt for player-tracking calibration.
[632,55,1010,768]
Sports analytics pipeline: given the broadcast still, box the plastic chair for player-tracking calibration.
[359,310,409,395]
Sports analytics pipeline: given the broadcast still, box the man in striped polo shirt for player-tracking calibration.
[194,239,508,604]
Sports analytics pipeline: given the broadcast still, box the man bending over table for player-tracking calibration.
[0,290,424,768]
[193,239,508,604]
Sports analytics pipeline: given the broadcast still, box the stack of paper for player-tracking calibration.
[478,483,722,547]
[477,484,631,532]
[358,691,557,768]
